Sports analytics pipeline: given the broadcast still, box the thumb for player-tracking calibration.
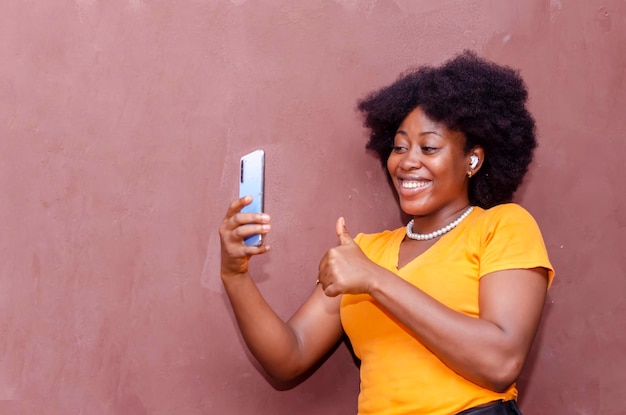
[336,217,353,246]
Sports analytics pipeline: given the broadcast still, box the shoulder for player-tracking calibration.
[354,228,403,250]
[468,203,547,247]
[478,203,535,220]
[474,203,540,230]
[472,204,555,285]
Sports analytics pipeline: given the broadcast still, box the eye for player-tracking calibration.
[391,145,408,153]
[421,146,438,154]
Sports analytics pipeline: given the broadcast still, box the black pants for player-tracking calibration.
[456,400,523,415]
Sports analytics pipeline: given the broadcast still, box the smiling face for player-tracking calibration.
[387,107,482,224]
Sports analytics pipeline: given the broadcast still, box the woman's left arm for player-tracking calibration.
[371,267,547,392]
[318,218,549,393]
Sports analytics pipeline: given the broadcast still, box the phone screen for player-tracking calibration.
[238,149,265,246]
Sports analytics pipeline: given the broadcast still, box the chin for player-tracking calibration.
[399,203,428,217]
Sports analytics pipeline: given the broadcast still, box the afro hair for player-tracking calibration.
[357,50,537,209]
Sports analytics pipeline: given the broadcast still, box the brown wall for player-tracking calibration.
[1,1,624,414]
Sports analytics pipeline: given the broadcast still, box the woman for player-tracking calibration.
[219,51,554,415]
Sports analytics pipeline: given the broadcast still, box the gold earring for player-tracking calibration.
[467,171,473,178]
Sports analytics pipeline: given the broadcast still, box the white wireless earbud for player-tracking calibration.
[470,155,479,169]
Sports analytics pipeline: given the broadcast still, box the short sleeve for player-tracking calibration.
[478,204,555,287]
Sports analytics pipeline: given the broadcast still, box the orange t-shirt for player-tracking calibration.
[340,204,554,415]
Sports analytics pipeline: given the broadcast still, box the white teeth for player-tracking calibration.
[401,180,429,189]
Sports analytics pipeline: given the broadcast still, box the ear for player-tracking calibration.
[467,146,485,177]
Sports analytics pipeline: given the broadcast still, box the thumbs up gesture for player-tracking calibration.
[336,216,354,247]
[317,217,378,297]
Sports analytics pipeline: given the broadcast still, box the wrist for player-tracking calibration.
[365,267,392,296]
[220,267,249,281]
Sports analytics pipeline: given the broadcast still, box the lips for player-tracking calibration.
[400,179,431,189]
[396,178,432,199]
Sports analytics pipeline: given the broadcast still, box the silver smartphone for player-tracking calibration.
[238,149,265,246]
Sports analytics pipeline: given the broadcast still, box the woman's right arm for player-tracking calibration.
[219,197,344,382]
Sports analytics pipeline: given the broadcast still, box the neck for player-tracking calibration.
[406,204,474,241]
[411,204,472,232]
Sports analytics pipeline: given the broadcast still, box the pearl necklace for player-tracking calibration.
[406,206,474,241]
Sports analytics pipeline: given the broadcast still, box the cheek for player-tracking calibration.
[386,154,400,174]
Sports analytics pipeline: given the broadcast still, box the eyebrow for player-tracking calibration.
[395,129,443,137]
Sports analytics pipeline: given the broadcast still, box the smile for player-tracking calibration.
[400,180,431,189]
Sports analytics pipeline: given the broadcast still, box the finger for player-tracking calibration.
[219,213,270,245]
[322,282,340,298]
[242,244,271,256]
[225,196,252,219]
[224,242,271,259]
[335,217,353,246]
[234,223,270,240]
[225,212,271,233]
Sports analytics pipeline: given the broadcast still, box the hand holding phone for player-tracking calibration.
[238,149,265,246]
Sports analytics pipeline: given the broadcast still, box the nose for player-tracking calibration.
[398,148,422,170]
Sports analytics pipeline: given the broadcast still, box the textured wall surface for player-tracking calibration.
[0,0,624,414]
